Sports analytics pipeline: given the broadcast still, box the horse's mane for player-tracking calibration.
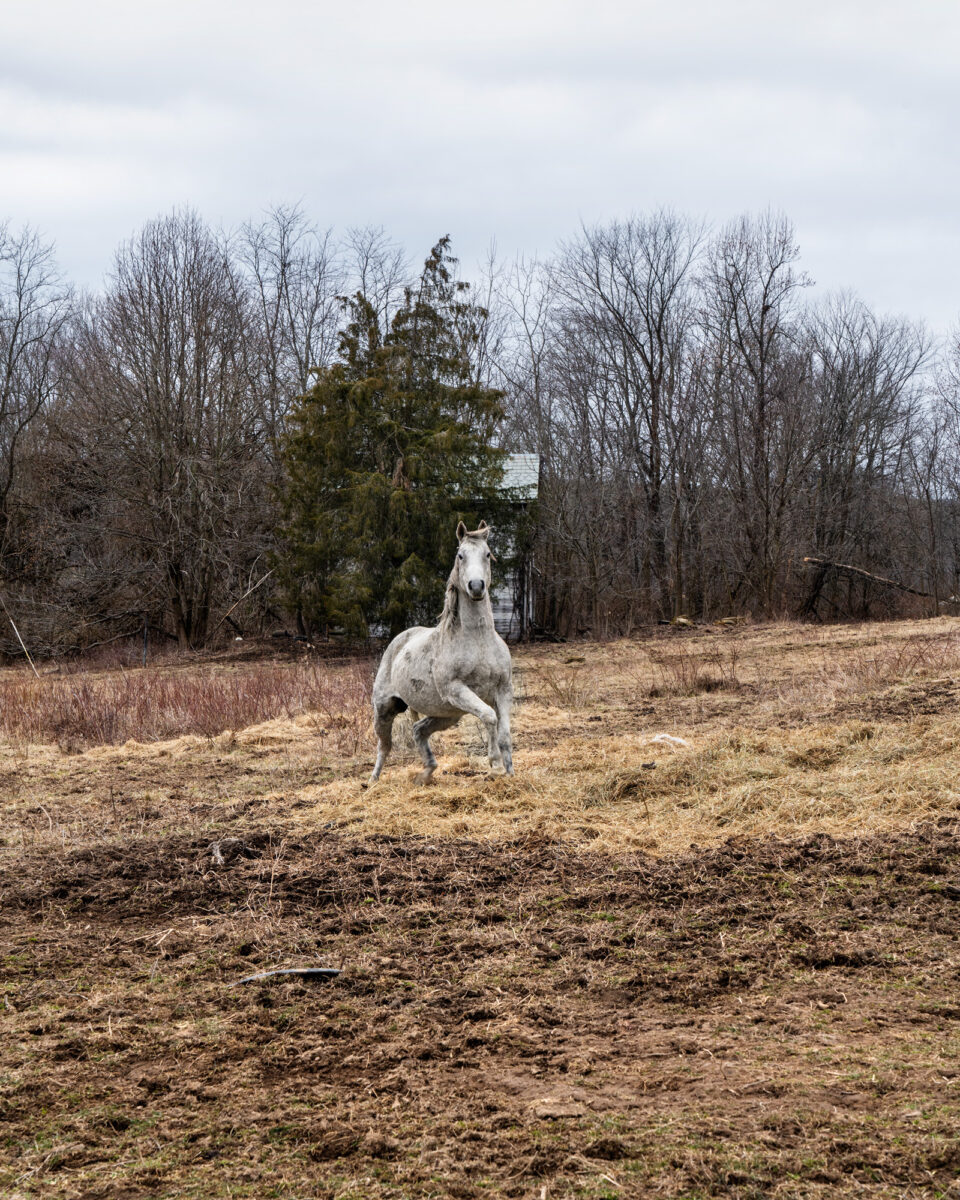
[438,565,461,635]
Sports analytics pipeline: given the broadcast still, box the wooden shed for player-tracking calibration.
[490,453,540,640]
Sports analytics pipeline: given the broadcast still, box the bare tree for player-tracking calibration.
[72,211,267,647]
[547,212,705,619]
[702,212,814,614]
[800,294,928,617]
[0,223,73,554]
[493,255,557,453]
[237,205,345,448]
[343,225,409,332]
[924,325,960,604]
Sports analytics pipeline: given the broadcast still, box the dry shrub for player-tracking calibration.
[585,764,658,808]
[646,645,742,697]
[583,758,702,810]
[533,661,594,707]
[829,633,960,692]
[0,660,372,750]
[632,627,960,711]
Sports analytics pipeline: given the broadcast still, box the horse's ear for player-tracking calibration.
[477,520,489,539]
[456,521,467,542]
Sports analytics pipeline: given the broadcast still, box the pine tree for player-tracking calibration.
[277,238,512,638]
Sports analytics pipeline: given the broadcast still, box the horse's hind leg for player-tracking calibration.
[412,715,459,784]
[370,696,407,782]
[371,713,393,782]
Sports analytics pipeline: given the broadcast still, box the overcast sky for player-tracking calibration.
[3,0,959,332]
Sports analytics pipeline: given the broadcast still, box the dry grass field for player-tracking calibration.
[2,618,960,1198]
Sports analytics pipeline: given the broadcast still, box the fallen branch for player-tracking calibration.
[76,628,145,654]
[802,557,934,599]
[209,568,275,638]
[230,967,341,987]
[0,593,40,678]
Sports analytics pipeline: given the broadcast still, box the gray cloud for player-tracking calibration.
[3,0,959,330]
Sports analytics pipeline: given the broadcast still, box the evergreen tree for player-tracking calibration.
[277,238,512,638]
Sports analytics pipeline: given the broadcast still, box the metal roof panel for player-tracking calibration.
[501,452,540,497]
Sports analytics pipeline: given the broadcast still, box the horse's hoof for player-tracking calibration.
[416,768,436,785]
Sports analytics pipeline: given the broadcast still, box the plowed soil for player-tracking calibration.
[4,821,960,1198]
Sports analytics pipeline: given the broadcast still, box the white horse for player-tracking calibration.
[370,521,514,783]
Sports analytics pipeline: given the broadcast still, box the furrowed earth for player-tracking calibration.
[2,619,960,1198]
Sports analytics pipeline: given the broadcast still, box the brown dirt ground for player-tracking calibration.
[3,620,960,1197]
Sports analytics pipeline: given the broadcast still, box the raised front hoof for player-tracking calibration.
[415,767,436,785]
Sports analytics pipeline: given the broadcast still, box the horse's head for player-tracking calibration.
[455,520,494,602]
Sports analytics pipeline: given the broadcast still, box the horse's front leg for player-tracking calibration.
[494,685,514,775]
[485,720,501,771]
[440,682,499,766]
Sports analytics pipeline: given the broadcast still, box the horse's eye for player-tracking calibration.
[458,553,464,560]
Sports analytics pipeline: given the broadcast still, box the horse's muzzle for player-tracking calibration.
[467,579,486,600]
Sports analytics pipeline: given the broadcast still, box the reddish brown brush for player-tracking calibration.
[0,659,372,749]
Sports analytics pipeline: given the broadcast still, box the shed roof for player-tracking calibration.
[501,452,540,498]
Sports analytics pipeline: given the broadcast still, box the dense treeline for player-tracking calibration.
[0,206,957,656]
[494,210,957,634]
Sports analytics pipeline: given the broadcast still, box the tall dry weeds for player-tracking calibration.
[0,660,373,750]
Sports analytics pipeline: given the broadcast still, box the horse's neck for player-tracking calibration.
[441,585,496,641]
[458,593,495,636]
